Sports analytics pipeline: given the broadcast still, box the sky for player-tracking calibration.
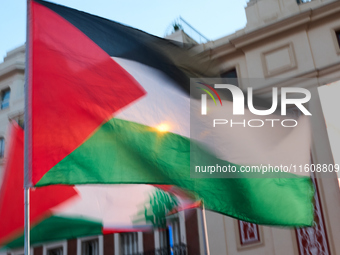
[0,0,248,62]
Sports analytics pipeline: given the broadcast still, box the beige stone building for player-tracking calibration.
[192,0,340,254]
[0,45,25,181]
[1,0,340,254]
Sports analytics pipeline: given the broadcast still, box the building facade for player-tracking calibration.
[193,0,340,254]
[1,0,340,254]
[0,45,25,181]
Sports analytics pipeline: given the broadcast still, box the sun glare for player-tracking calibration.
[156,123,170,133]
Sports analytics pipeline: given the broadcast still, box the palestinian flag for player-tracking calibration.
[0,124,194,249]
[27,0,314,226]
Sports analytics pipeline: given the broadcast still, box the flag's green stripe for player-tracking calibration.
[37,118,314,226]
[5,216,102,249]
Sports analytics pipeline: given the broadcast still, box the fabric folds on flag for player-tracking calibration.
[28,0,314,227]
[0,123,194,249]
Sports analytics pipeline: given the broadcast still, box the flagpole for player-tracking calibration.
[24,1,31,255]
[24,188,30,255]
[202,203,210,255]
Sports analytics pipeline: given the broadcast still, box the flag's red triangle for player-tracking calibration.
[0,123,78,246]
[30,1,146,185]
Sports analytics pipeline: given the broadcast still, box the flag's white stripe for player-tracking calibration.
[112,57,311,176]
[51,185,156,228]
[112,57,190,138]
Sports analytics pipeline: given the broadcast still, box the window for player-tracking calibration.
[1,88,10,109]
[47,247,63,255]
[158,224,186,255]
[0,137,4,158]
[43,242,66,255]
[158,229,170,253]
[336,30,340,48]
[168,219,184,254]
[221,68,238,87]
[121,233,138,255]
[221,68,237,79]
[238,220,260,245]
[82,239,99,255]
[296,0,313,4]
[169,219,180,247]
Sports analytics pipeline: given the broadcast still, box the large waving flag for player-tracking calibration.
[27,0,314,226]
[0,124,195,249]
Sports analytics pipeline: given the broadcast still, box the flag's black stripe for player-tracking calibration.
[33,1,283,110]
[33,0,190,94]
